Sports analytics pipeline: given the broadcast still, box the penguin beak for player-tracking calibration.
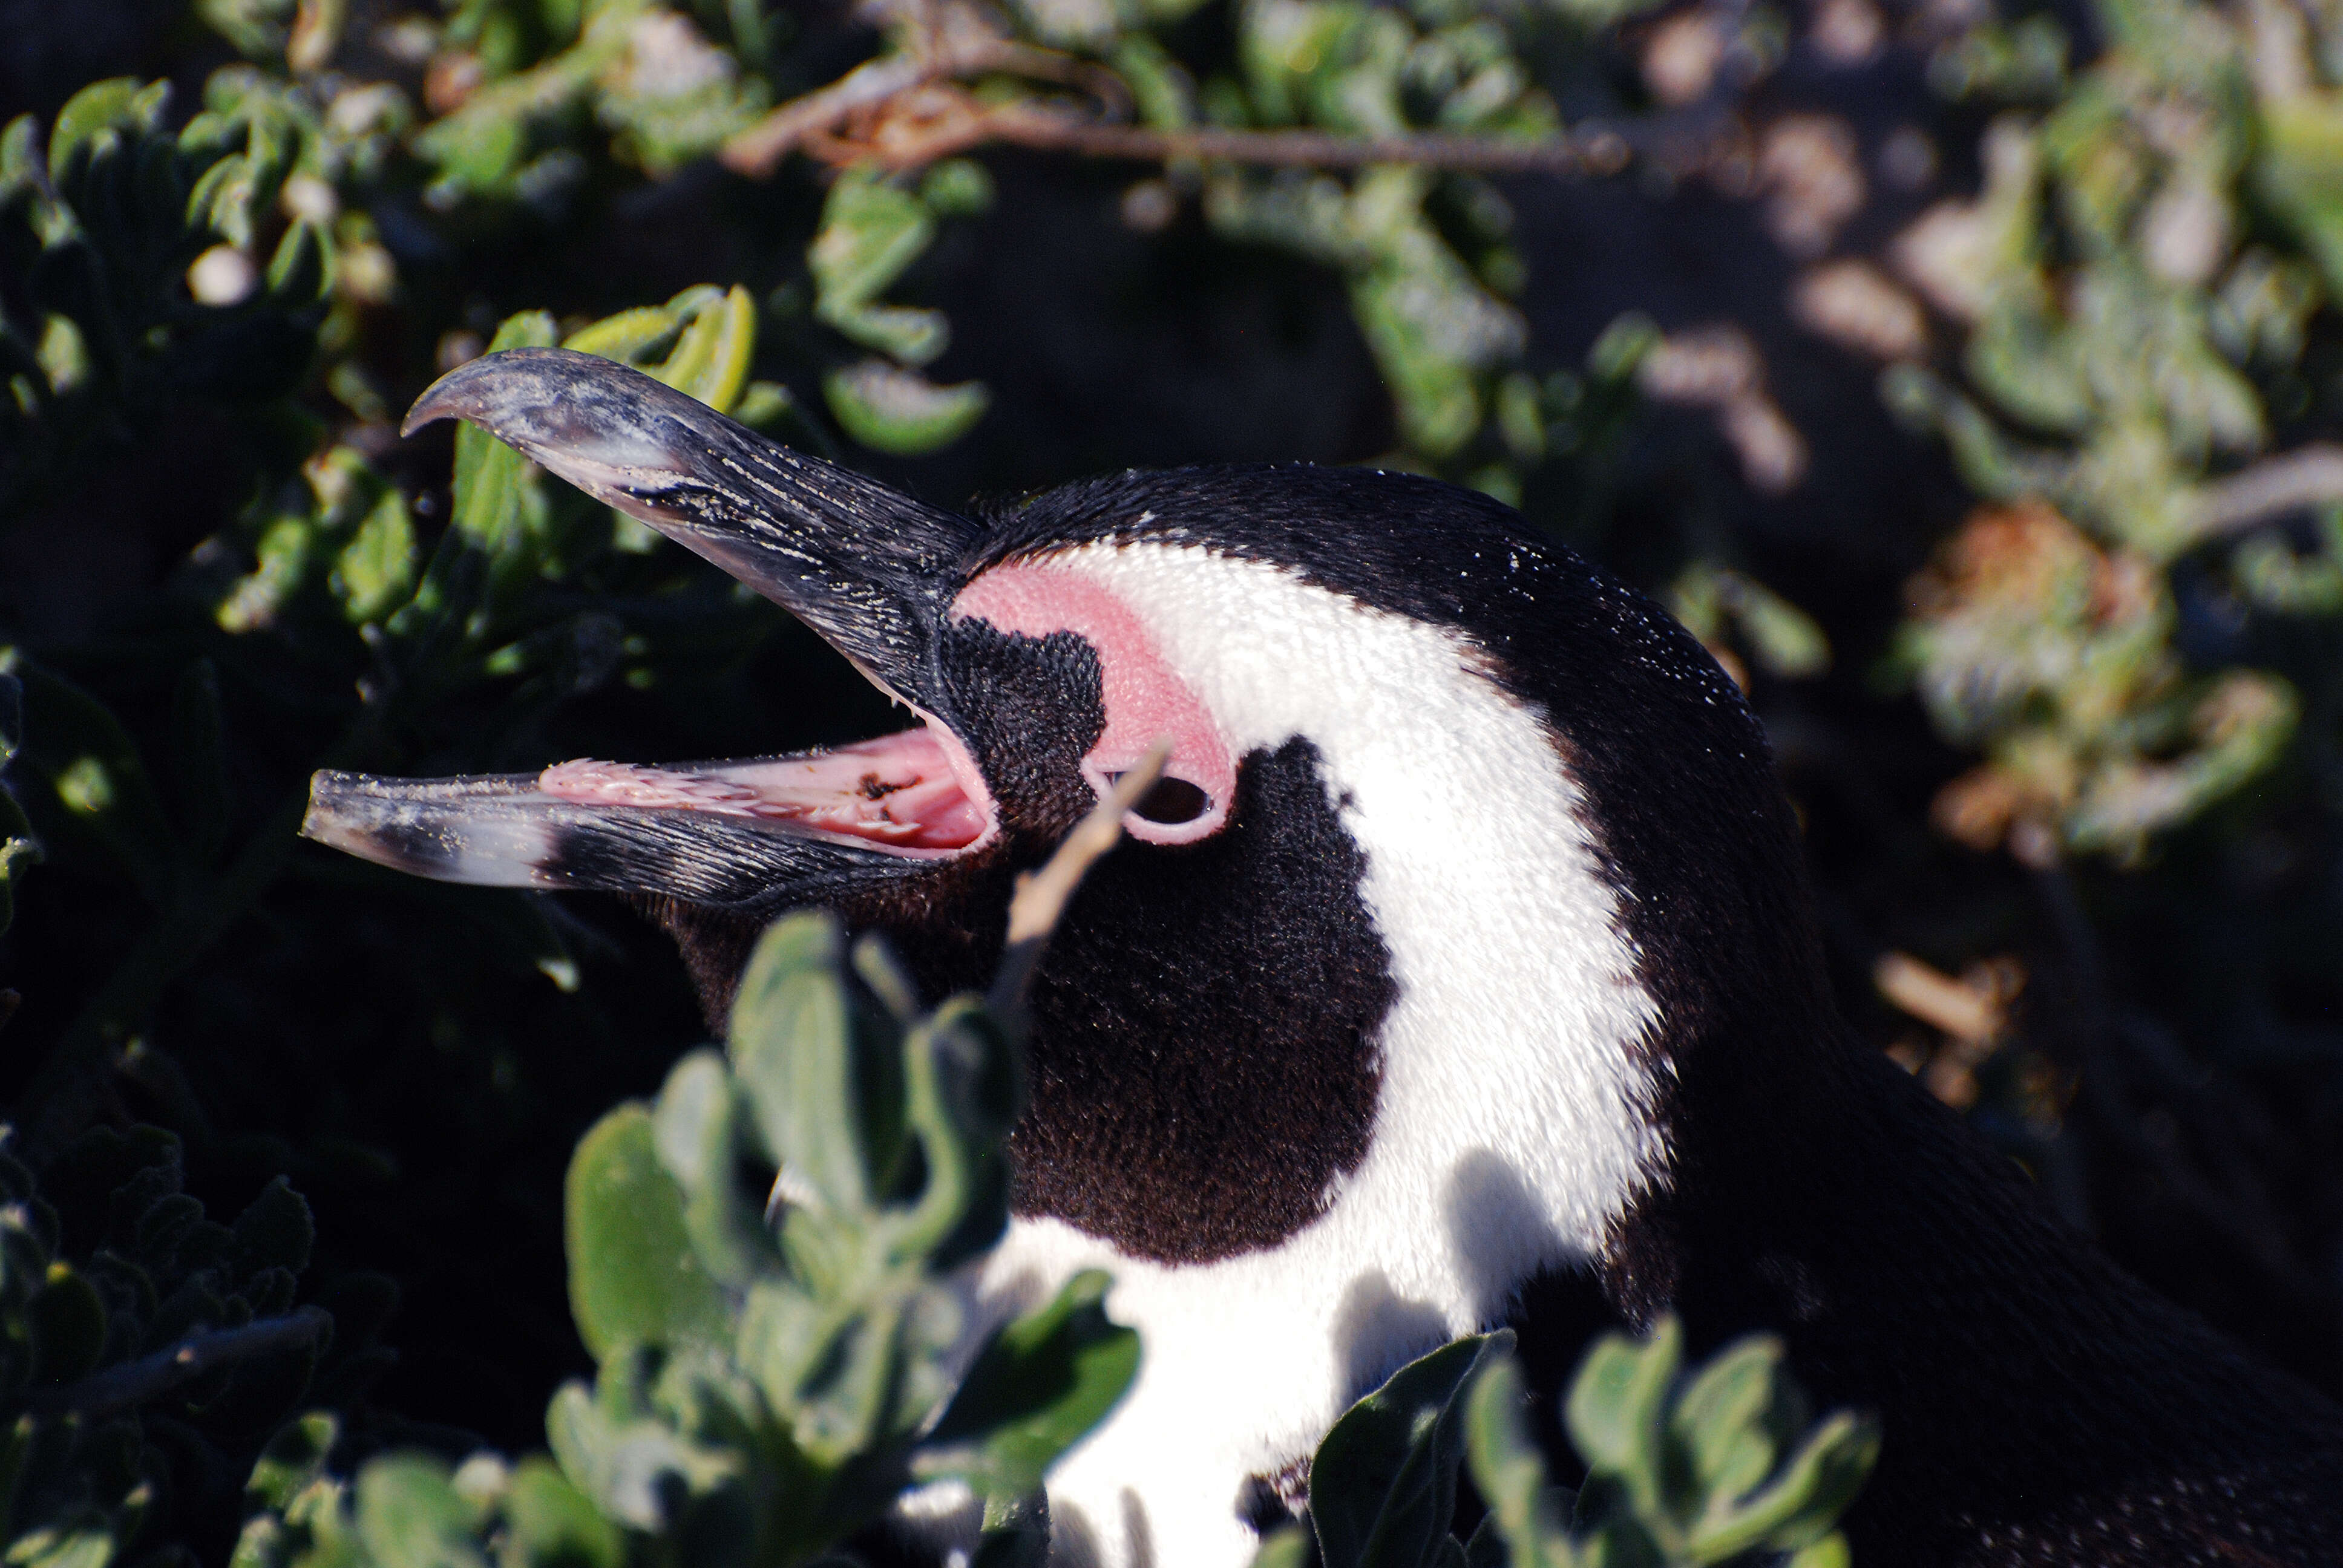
[399,347,974,704]
[302,348,997,910]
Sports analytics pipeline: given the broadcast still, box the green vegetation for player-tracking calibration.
[229,909,1141,1568]
[1262,1323,1876,1568]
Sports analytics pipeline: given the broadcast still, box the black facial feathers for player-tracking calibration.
[932,613,1396,1263]
[939,621,1107,843]
[1014,737,1393,1263]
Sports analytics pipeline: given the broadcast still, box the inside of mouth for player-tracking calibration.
[538,725,988,853]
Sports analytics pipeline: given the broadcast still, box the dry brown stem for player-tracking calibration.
[736,79,1633,177]
[986,739,1172,1023]
[2186,443,2343,538]
[1004,738,1170,948]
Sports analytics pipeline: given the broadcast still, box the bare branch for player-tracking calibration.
[719,0,1778,186]
[2186,444,2343,538]
[29,1307,334,1420]
[727,71,1635,179]
[980,106,1630,177]
[721,53,937,175]
[1875,951,2002,1045]
[721,19,1125,177]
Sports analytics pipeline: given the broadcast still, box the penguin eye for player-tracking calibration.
[1128,775,1211,826]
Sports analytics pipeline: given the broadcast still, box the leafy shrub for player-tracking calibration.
[1257,1322,1875,1568]
[0,1119,356,1568]
[1881,0,2343,861]
[232,908,1139,1568]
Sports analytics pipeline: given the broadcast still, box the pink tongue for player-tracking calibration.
[539,728,986,851]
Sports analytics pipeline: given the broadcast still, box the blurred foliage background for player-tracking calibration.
[4,0,2343,1556]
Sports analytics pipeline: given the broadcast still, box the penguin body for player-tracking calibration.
[306,351,2343,1568]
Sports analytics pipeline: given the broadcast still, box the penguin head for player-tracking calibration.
[307,347,1830,1295]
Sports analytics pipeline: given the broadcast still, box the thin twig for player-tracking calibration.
[738,91,1631,177]
[2186,443,2343,538]
[981,109,1630,176]
[986,739,1171,1023]
[722,53,937,174]
[28,1307,333,1420]
[721,26,1116,175]
[727,49,1636,180]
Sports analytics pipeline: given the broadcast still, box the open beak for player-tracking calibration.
[303,348,997,910]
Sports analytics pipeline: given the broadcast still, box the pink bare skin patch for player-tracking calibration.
[952,562,1236,844]
[540,727,989,853]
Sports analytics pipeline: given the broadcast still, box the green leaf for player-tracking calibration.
[1310,1331,1512,1568]
[1342,185,1524,459]
[970,1491,1049,1568]
[247,1413,341,1514]
[732,380,793,431]
[1496,372,1544,463]
[565,1105,731,1361]
[1683,1410,1879,1560]
[2258,93,2343,298]
[1564,1316,1679,1502]
[824,361,988,456]
[810,171,936,340]
[1463,1352,1574,1568]
[916,1270,1140,1508]
[1112,36,1194,131]
[198,0,295,58]
[1785,1531,1853,1568]
[1252,1524,1316,1568]
[331,486,417,623]
[5,1527,115,1568]
[562,306,685,364]
[920,159,995,217]
[265,218,331,305]
[455,311,557,543]
[727,912,883,1218]
[1666,1335,1778,1508]
[784,1296,922,1466]
[428,310,560,612]
[545,1378,741,1533]
[891,998,1015,1267]
[649,1050,774,1289]
[1,115,41,207]
[1725,577,1829,681]
[653,284,757,413]
[502,1455,623,1568]
[353,1454,488,1568]
[48,79,151,183]
[34,315,88,397]
[807,168,952,363]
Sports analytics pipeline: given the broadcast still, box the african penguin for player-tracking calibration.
[306,348,2343,1568]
